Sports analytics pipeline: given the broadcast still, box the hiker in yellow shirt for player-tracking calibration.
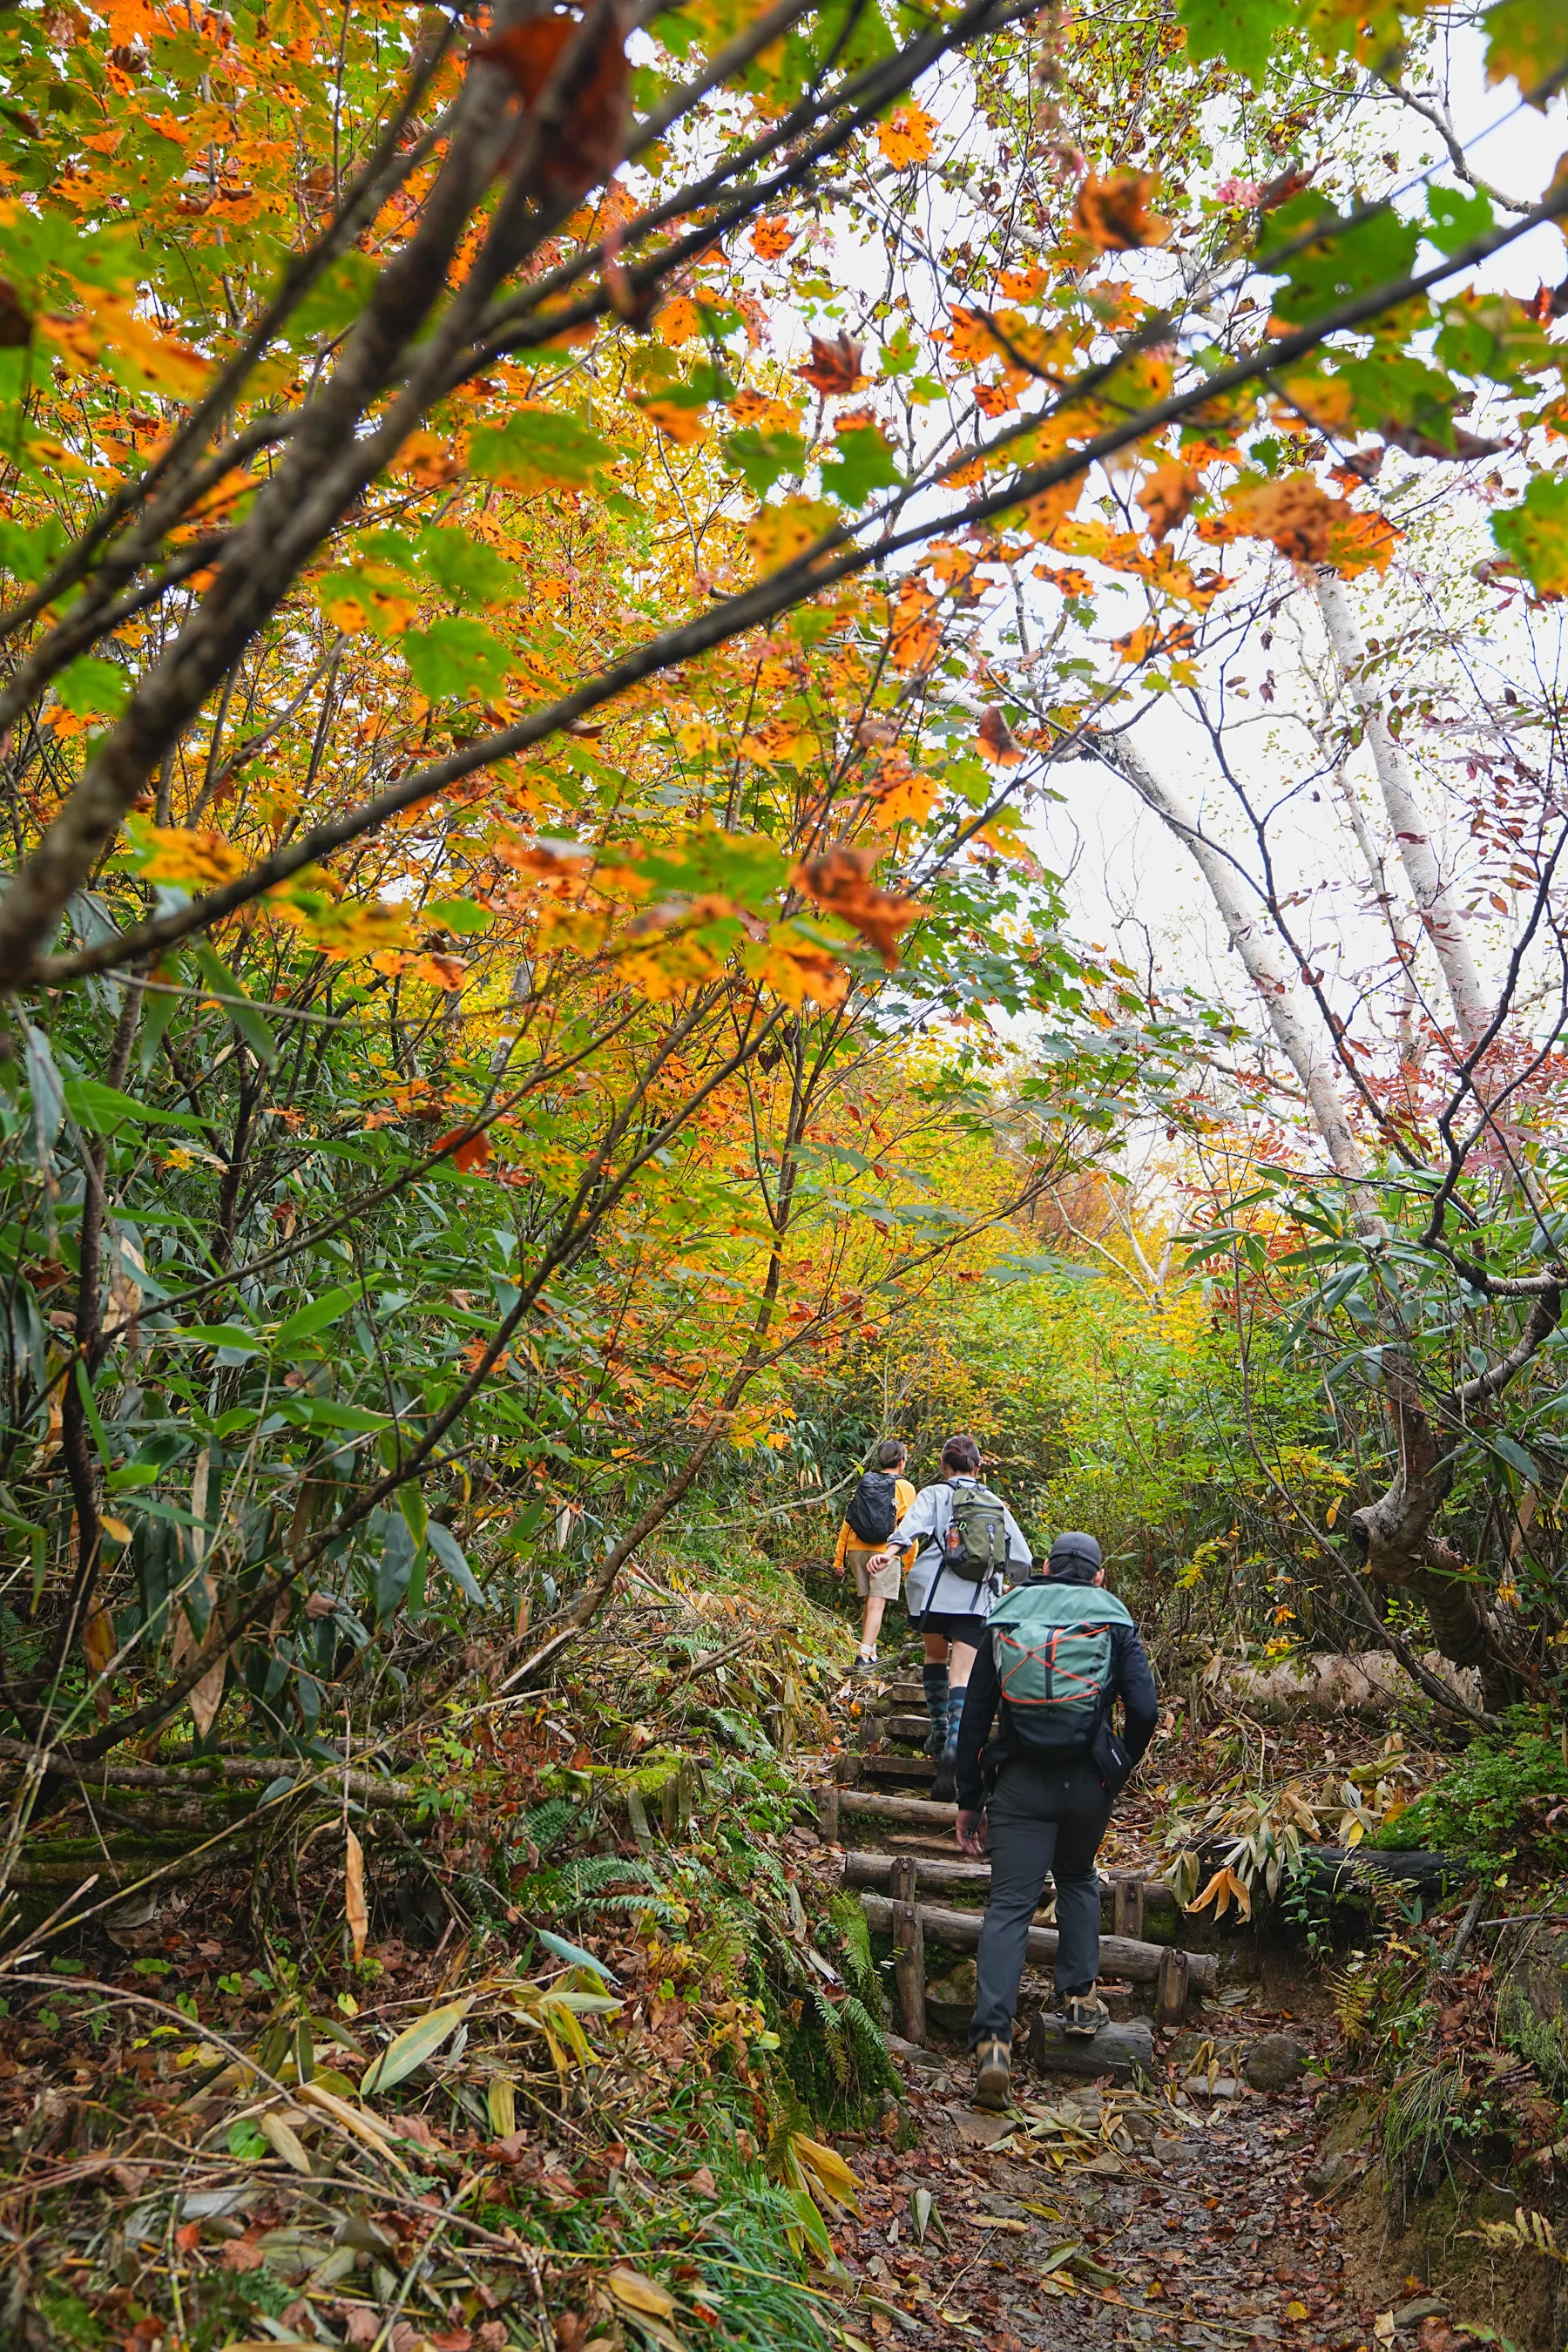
[833,1439,916,1679]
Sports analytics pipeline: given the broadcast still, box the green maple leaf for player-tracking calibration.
[1484,0,1568,106]
[724,427,806,497]
[1493,473,1568,594]
[820,425,902,506]
[1178,0,1290,85]
[402,618,512,703]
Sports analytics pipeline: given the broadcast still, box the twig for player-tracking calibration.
[1442,1886,1486,1971]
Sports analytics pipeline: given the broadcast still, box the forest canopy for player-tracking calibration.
[0,0,1565,1897]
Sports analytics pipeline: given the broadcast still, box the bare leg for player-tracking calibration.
[859,1593,887,1654]
[923,1632,950,1666]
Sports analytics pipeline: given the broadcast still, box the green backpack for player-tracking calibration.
[986,1579,1133,1748]
[941,1482,1011,1586]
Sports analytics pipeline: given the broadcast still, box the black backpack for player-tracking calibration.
[845,1470,899,1544]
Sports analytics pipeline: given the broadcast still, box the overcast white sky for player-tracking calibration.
[1027,31,1568,1054]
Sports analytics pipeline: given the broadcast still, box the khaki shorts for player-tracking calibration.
[848,1545,902,1601]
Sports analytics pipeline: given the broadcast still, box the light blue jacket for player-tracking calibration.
[891,1477,1032,1621]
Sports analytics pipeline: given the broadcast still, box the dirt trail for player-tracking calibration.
[815,1665,1374,2352]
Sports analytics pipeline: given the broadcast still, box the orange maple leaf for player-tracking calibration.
[877,104,935,168]
[889,578,940,670]
[977,706,1023,765]
[751,216,794,260]
[436,1127,492,1173]
[1071,172,1170,252]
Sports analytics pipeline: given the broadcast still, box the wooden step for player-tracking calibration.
[843,1850,1181,1940]
[877,1712,936,1744]
[858,1890,1218,1994]
[856,1753,938,1784]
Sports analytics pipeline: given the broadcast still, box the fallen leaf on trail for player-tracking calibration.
[685,2163,718,2197]
[1071,172,1169,250]
[607,2267,677,2319]
[795,331,866,395]
[258,2108,313,2173]
[345,1827,368,1964]
[473,10,630,199]
[788,2128,863,2213]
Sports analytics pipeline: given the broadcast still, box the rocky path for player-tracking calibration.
[816,1666,1390,2352]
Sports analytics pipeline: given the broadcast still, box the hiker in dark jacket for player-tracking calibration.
[874,1434,1031,1799]
[952,1530,1158,2112]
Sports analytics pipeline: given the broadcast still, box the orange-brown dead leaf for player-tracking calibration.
[1227,473,1340,565]
[977,706,1023,765]
[437,1127,492,1173]
[793,845,918,969]
[795,331,866,395]
[751,216,794,260]
[345,1827,368,1963]
[1071,172,1170,252]
[1139,461,1200,544]
[473,8,630,200]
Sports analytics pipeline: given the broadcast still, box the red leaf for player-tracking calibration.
[794,332,866,395]
[473,8,629,199]
[436,1127,491,1173]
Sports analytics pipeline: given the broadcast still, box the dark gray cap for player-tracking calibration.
[1048,1531,1103,1575]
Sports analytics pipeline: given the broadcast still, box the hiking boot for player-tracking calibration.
[1062,1989,1111,2039]
[973,2038,1012,2112]
[851,1652,879,1679]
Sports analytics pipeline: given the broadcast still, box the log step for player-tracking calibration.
[837,1788,956,1828]
[876,1712,936,1744]
[1029,2012,1155,2083]
[842,1851,1178,1936]
[857,1891,1218,1993]
[855,1754,937,1784]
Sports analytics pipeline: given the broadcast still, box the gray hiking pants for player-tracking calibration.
[969,1752,1112,2048]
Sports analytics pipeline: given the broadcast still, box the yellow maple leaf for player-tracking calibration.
[745,498,835,578]
[870,770,938,830]
[745,930,848,1010]
[39,294,210,402]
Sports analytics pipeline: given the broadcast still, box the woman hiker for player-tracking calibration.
[868,1434,1031,1801]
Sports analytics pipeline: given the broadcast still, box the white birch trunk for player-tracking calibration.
[1104,739,1382,1233]
[1313,569,1491,1052]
